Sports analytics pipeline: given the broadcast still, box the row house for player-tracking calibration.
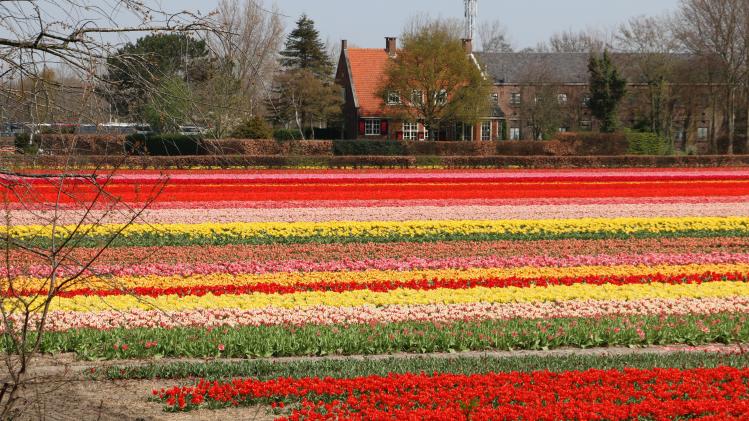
[336,37,720,151]
[335,37,502,141]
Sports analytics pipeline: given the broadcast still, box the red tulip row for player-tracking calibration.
[16,271,744,299]
[6,180,749,204]
[154,366,749,419]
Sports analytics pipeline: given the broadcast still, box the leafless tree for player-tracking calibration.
[478,20,513,53]
[675,0,747,154]
[518,62,567,140]
[200,0,284,137]
[616,14,682,140]
[0,0,223,416]
[538,28,612,53]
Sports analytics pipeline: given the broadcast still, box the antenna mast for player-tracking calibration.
[464,0,477,40]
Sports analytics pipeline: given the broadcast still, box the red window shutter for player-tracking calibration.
[380,120,388,136]
[418,132,425,140]
[358,119,366,136]
[396,131,403,140]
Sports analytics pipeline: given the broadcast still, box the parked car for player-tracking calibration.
[178,125,207,136]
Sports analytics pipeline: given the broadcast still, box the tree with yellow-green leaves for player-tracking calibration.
[378,20,492,139]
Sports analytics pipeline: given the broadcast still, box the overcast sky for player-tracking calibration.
[168,0,681,50]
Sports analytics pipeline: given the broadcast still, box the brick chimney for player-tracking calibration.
[341,39,348,51]
[385,37,397,56]
[461,38,473,54]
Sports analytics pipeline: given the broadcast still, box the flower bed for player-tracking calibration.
[6,168,749,417]
[153,367,749,417]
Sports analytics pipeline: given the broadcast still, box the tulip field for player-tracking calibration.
[7,167,749,418]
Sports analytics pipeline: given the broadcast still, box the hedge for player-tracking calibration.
[6,154,749,170]
[626,131,672,155]
[125,134,203,156]
[202,139,333,156]
[333,140,407,156]
[555,132,629,156]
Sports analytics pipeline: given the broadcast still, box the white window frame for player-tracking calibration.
[387,91,401,105]
[510,93,521,105]
[558,127,568,133]
[697,127,709,140]
[481,121,492,141]
[411,90,423,106]
[365,119,381,136]
[558,94,568,105]
[509,127,521,140]
[491,93,499,104]
[403,121,418,141]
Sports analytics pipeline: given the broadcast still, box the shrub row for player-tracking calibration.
[6,154,749,170]
[333,140,555,157]
[204,139,333,156]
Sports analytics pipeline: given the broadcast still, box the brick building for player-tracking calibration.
[335,37,502,141]
[336,37,721,151]
[476,52,720,151]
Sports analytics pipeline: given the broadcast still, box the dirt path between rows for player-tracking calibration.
[8,343,747,420]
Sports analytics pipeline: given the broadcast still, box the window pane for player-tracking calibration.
[481,121,491,141]
[365,119,381,135]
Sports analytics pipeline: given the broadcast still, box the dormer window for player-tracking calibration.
[387,91,401,105]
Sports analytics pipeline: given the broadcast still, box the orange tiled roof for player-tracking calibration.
[347,48,391,117]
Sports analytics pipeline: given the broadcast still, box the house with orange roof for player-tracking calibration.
[335,37,502,141]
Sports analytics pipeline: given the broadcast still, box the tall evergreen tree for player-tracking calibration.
[588,50,627,133]
[279,15,333,77]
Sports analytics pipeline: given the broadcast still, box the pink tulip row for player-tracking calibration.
[10,201,749,226]
[9,251,749,278]
[15,196,749,211]
[19,297,749,331]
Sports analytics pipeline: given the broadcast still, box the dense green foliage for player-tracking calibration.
[13,134,36,155]
[230,116,274,139]
[380,21,491,135]
[279,14,334,77]
[105,34,208,118]
[588,51,627,133]
[273,129,305,141]
[627,131,673,155]
[269,15,341,139]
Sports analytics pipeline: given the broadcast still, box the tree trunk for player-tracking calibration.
[728,86,736,155]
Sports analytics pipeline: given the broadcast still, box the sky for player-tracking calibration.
[170,0,681,50]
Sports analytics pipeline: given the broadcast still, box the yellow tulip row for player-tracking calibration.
[17,280,749,312]
[5,216,749,240]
